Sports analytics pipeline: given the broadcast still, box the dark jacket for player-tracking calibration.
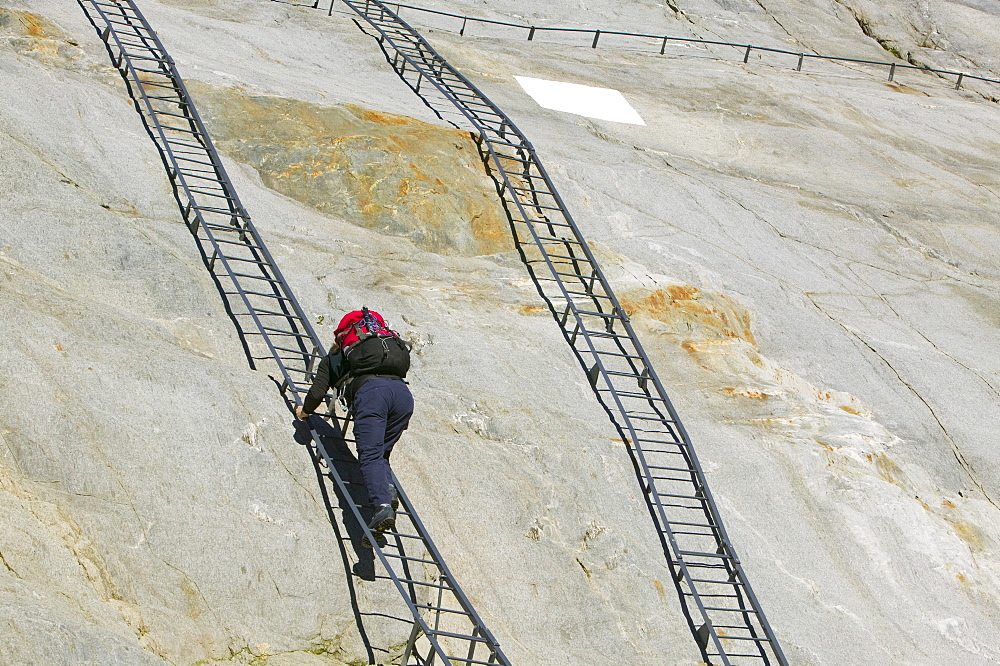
[302,351,349,414]
[303,338,409,414]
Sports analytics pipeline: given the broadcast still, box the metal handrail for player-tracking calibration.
[321,0,1000,91]
[76,2,511,664]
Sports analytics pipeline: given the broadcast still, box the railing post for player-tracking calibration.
[528,26,535,41]
[796,53,804,71]
[328,0,335,16]
[460,17,467,36]
[592,29,601,48]
[660,36,667,55]
[743,44,752,63]
[956,72,964,89]
[888,62,895,81]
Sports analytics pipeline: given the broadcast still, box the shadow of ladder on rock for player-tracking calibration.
[74,1,512,664]
[291,1,791,664]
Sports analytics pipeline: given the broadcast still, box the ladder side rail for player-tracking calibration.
[328,2,787,663]
[488,114,774,666]
[92,0,317,353]
[388,477,511,661]
[483,168,739,665]
[428,65,751,663]
[116,0,322,357]
[485,148,775,662]
[307,427,477,666]
[83,0,321,383]
[79,5,514,663]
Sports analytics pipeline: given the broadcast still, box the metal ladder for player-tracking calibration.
[302,1,789,663]
[75,2,511,664]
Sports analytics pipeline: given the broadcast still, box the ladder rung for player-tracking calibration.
[687,577,743,586]
[659,502,706,510]
[158,122,203,136]
[149,107,193,121]
[230,271,283,284]
[576,309,624,320]
[191,203,236,215]
[442,655,497,666]
[116,38,159,50]
[222,255,269,266]
[380,551,439,566]
[145,93,183,102]
[658,492,707,502]
[189,187,234,200]
[652,476,696,485]
[648,464,695,473]
[636,437,682,445]
[233,307,298,319]
[131,65,172,76]
[376,576,453,592]
[223,288,289,301]
[535,235,584,245]
[414,603,469,616]
[208,237,259,249]
[258,325,309,337]
[700,606,758,613]
[682,591,739,599]
[427,628,488,643]
[137,79,178,91]
[164,137,206,151]
[598,389,665,402]
[121,51,168,64]
[270,344,319,356]
[712,635,770,643]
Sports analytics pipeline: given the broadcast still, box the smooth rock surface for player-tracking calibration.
[1,0,999,664]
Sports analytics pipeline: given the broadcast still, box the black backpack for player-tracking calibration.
[343,308,411,381]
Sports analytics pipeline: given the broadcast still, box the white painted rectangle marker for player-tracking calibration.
[514,75,645,125]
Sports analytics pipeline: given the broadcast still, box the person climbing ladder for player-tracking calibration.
[296,308,413,547]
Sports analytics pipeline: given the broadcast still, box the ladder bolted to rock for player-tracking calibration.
[75,2,511,664]
[293,1,790,664]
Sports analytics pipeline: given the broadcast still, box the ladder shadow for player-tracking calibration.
[290,413,382,661]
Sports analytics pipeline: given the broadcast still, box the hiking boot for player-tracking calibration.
[369,503,396,533]
[389,484,399,511]
[361,503,394,549]
[361,530,387,549]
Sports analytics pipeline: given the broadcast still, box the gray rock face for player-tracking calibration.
[1,0,999,665]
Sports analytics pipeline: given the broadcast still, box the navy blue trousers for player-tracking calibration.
[352,377,414,507]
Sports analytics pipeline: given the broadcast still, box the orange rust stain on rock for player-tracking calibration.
[942,499,957,509]
[183,82,513,256]
[868,452,903,486]
[621,286,756,347]
[356,107,414,126]
[666,284,699,301]
[21,15,44,36]
[720,387,770,400]
[518,305,546,315]
[839,405,862,415]
[814,439,834,452]
[950,520,985,551]
[1,9,81,62]
[652,579,665,598]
